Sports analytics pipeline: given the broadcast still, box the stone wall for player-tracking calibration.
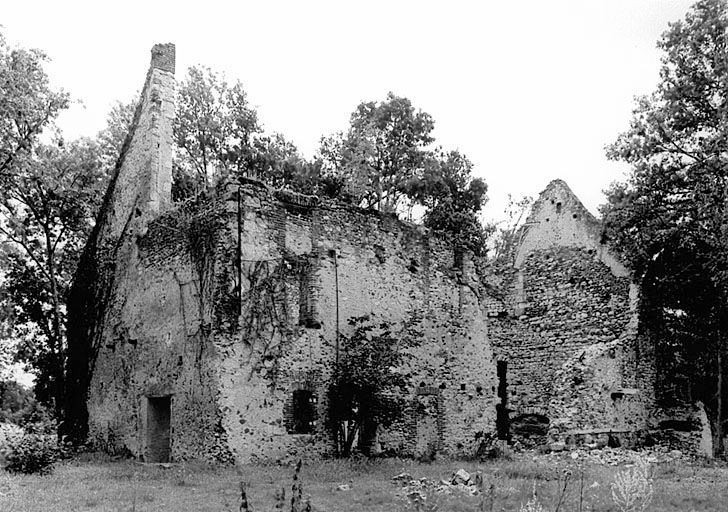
[212,183,497,461]
[65,43,177,442]
[86,197,233,462]
[488,180,646,448]
[84,173,498,462]
[76,45,714,462]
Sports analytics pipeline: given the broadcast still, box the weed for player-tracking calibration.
[519,483,546,512]
[239,481,253,512]
[611,458,653,512]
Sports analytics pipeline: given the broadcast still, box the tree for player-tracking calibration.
[0,138,109,417]
[0,33,131,416]
[95,99,136,171]
[319,93,434,212]
[173,66,323,198]
[601,0,728,456]
[0,32,69,180]
[408,149,490,256]
[174,65,261,189]
[326,315,408,457]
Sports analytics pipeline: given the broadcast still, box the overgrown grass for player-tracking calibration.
[0,453,726,511]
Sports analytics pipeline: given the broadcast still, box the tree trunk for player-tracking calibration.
[45,232,65,423]
[716,331,724,457]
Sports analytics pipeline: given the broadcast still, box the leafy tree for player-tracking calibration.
[174,65,261,189]
[601,0,728,455]
[320,93,434,212]
[173,66,324,198]
[0,138,109,416]
[327,315,409,457]
[0,379,34,423]
[408,149,490,256]
[0,33,69,181]
[95,99,136,171]
[0,33,131,417]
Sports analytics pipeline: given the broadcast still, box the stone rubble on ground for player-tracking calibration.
[393,468,483,499]
[542,445,689,466]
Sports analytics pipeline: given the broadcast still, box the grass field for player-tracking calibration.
[1,452,727,511]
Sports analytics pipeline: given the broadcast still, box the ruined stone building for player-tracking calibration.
[65,44,715,463]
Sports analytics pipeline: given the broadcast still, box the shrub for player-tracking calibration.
[3,432,61,474]
[611,458,654,512]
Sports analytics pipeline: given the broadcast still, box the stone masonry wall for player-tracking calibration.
[212,182,497,461]
[489,180,646,448]
[87,197,233,462]
[68,43,179,444]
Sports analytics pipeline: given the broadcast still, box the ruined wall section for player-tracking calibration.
[86,197,233,462]
[65,44,176,442]
[514,179,627,277]
[489,180,645,447]
[213,183,496,462]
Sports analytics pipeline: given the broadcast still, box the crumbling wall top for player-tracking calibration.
[514,179,628,277]
[151,43,175,74]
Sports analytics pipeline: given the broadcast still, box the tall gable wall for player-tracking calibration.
[489,180,646,448]
[65,44,177,441]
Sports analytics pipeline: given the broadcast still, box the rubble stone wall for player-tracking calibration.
[212,183,497,461]
[489,180,647,447]
[87,199,233,462]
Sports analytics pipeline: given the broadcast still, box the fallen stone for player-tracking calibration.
[550,442,566,452]
[451,468,471,485]
[392,472,413,482]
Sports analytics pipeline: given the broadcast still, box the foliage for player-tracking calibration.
[327,315,409,457]
[610,459,654,512]
[0,33,130,418]
[490,194,533,264]
[409,149,490,256]
[0,138,110,415]
[320,94,490,255]
[174,65,261,189]
[0,32,69,181]
[2,431,61,475]
[319,93,434,212]
[0,379,34,423]
[602,0,728,280]
[0,32,76,416]
[173,66,329,199]
[601,0,728,455]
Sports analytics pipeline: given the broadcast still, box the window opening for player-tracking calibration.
[291,389,317,434]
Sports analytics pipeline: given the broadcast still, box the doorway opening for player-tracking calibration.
[496,361,509,441]
[146,396,171,462]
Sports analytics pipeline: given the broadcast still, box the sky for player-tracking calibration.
[2,0,698,225]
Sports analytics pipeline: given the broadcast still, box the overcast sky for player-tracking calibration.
[2,0,697,224]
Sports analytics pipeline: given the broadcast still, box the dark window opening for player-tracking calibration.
[556,202,562,213]
[407,258,419,273]
[291,389,317,434]
[460,383,466,391]
[511,413,549,448]
[373,244,386,264]
[298,268,320,329]
[658,419,699,432]
[146,396,171,463]
[496,361,509,441]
